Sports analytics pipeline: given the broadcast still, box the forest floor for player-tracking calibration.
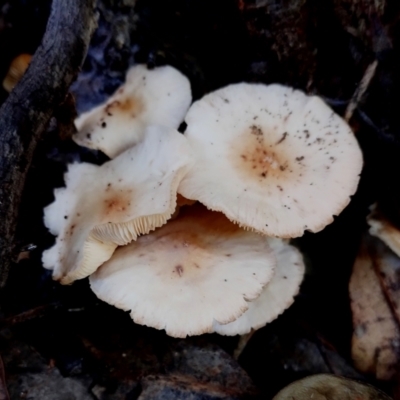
[1,0,400,398]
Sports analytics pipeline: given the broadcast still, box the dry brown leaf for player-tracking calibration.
[2,54,32,93]
[371,238,400,326]
[368,204,400,259]
[350,235,400,380]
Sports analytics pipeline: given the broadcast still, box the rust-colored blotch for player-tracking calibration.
[102,185,134,221]
[3,54,32,93]
[103,97,144,119]
[230,124,291,183]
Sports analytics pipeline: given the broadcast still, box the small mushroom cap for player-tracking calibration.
[212,238,304,335]
[42,125,193,284]
[179,83,363,237]
[2,53,32,92]
[367,204,400,258]
[89,204,276,338]
[73,64,192,158]
[272,374,392,400]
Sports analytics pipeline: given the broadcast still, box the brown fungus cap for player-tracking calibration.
[212,238,304,335]
[42,126,193,284]
[272,374,392,400]
[179,83,363,238]
[89,204,276,338]
[74,64,192,158]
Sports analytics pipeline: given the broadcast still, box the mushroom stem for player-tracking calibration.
[0,0,97,287]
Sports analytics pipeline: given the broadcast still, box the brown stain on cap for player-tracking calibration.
[104,96,144,119]
[101,186,134,222]
[150,205,248,280]
[230,124,293,183]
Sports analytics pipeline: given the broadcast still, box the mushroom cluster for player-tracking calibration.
[43,64,363,337]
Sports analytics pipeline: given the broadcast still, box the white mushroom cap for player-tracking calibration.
[212,238,305,335]
[89,204,276,338]
[42,125,193,284]
[367,204,400,258]
[179,83,363,238]
[73,64,192,158]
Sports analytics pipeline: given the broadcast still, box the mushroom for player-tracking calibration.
[212,238,304,335]
[272,374,392,400]
[42,125,193,284]
[89,204,276,338]
[179,83,363,237]
[73,64,192,158]
[2,54,32,93]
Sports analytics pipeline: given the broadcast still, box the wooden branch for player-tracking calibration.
[0,0,98,287]
[0,356,9,400]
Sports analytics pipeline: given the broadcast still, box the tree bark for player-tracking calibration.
[0,0,98,287]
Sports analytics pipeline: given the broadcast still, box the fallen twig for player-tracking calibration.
[3,302,62,326]
[0,0,98,287]
[0,356,9,400]
[345,60,378,122]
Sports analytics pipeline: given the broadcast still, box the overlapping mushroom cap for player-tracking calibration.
[43,126,193,284]
[212,238,305,335]
[179,83,363,237]
[74,64,192,158]
[89,204,276,338]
